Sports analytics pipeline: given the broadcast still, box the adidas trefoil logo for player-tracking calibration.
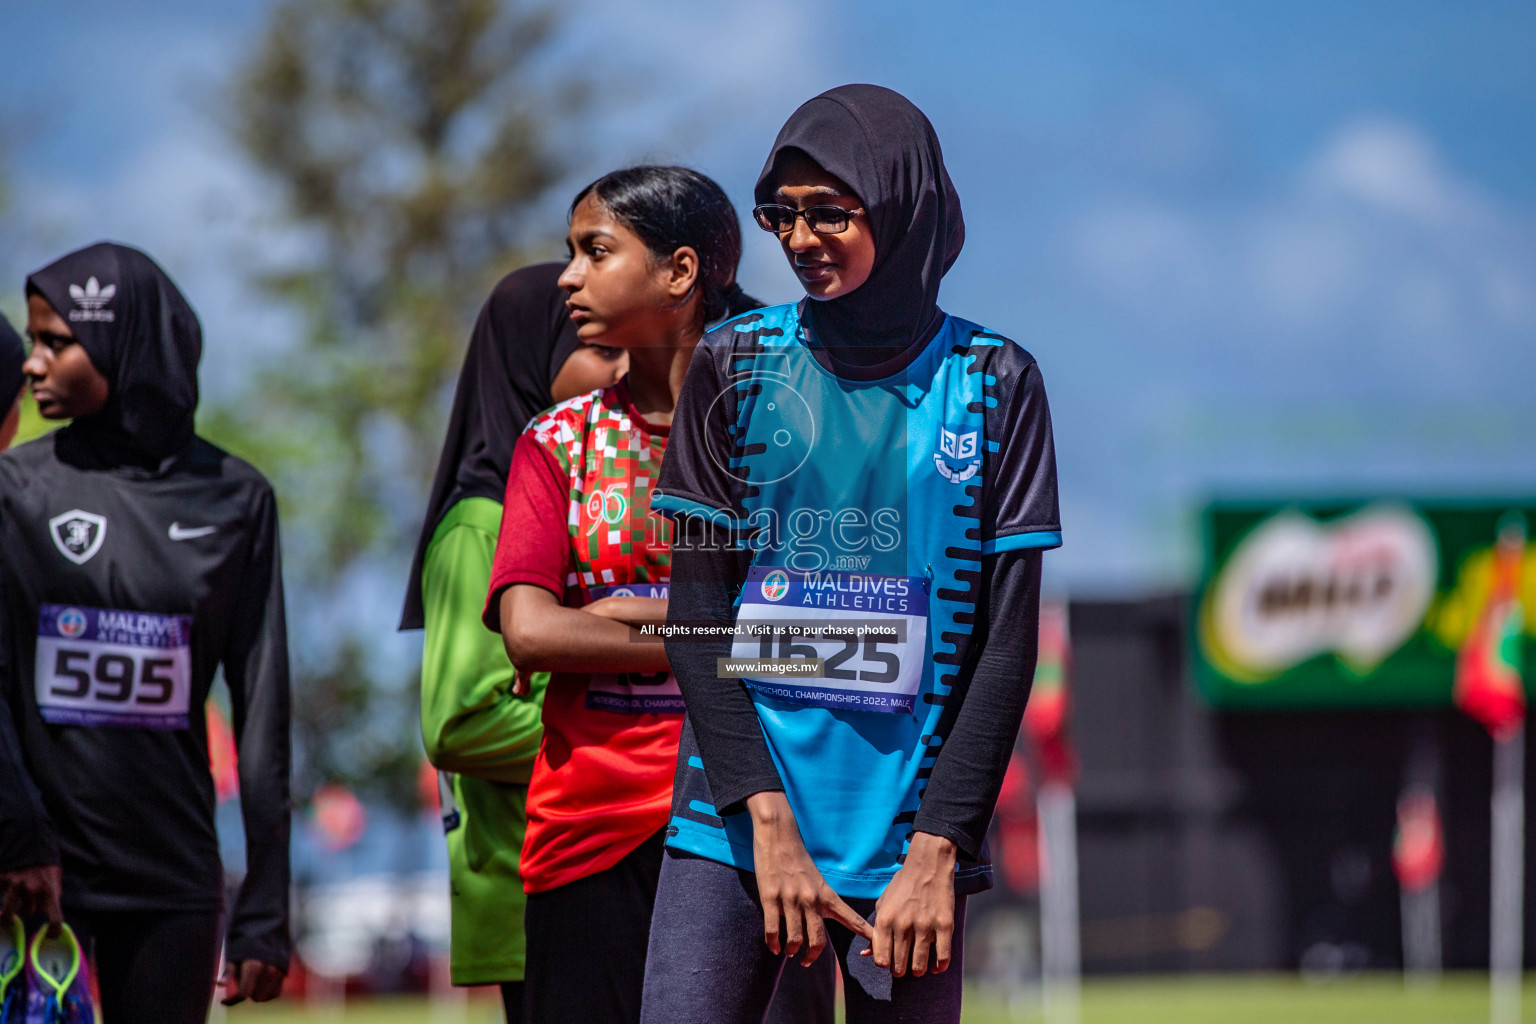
[67,277,116,323]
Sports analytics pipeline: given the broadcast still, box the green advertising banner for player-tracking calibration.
[1194,500,1536,710]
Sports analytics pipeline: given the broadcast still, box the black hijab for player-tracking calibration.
[400,263,580,629]
[755,84,965,360]
[0,311,23,410]
[26,242,201,468]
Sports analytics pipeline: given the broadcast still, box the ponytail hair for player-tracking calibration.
[571,166,750,326]
[713,281,764,326]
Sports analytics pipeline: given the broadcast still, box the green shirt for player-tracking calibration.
[420,497,548,985]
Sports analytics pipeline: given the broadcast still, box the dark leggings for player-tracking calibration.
[523,831,835,1024]
[642,849,966,1024]
[67,909,222,1024]
[501,981,524,1024]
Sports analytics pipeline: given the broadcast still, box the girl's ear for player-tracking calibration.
[666,246,701,300]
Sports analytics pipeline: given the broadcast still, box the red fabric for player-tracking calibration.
[993,749,1040,895]
[488,385,681,894]
[1392,790,1444,893]
[483,436,571,627]
[1023,602,1077,785]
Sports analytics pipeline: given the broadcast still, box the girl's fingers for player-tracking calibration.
[910,928,931,976]
[782,902,805,959]
[870,914,892,970]
[933,926,953,973]
[825,892,875,941]
[891,923,913,978]
[761,893,782,955]
[799,910,829,966]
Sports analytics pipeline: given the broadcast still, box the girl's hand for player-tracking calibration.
[584,595,669,629]
[220,959,286,1005]
[0,864,62,929]
[862,831,957,977]
[746,791,874,966]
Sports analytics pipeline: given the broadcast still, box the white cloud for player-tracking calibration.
[1302,119,1486,226]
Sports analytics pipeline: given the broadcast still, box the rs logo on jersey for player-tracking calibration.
[934,426,981,484]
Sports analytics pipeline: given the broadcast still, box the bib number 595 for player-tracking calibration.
[49,648,178,705]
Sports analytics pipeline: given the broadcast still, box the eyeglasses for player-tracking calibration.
[752,204,864,235]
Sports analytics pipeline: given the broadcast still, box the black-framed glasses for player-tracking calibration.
[752,204,864,235]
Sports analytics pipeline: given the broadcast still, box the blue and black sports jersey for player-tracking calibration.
[652,302,1060,897]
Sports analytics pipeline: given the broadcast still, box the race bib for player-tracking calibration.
[35,604,193,729]
[583,583,684,715]
[731,567,929,713]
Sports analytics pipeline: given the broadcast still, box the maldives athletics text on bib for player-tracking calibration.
[35,604,194,729]
[731,566,929,713]
[583,582,684,714]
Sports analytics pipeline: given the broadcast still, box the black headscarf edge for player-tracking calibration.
[0,311,24,410]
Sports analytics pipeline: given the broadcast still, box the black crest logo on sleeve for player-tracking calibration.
[49,509,108,565]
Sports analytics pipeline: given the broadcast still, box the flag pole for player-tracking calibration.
[1453,513,1527,1024]
[1397,715,1444,982]
[1038,780,1081,1024]
[1028,601,1080,1024]
[1491,724,1524,1024]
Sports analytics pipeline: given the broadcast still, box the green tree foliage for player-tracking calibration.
[222,0,580,807]
[0,141,53,450]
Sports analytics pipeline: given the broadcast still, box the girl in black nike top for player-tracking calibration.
[0,243,292,1021]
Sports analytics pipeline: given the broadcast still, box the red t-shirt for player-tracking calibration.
[485,381,680,894]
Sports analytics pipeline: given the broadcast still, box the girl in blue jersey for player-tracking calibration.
[642,85,1061,1024]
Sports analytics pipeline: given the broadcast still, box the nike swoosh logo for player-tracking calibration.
[169,523,217,541]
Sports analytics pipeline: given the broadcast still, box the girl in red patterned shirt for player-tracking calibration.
[482,167,762,1024]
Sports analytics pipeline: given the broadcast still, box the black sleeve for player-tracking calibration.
[665,535,782,814]
[221,486,293,970]
[984,359,1060,550]
[914,347,1057,857]
[0,542,60,872]
[653,334,747,520]
[657,332,780,812]
[912,548,1041,857]
[0,683,59,873]
[0,710,57,873]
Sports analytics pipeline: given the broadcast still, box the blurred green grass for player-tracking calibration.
[223,975,1536,1024]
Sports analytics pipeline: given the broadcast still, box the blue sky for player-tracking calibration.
[3,0,1533,593]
